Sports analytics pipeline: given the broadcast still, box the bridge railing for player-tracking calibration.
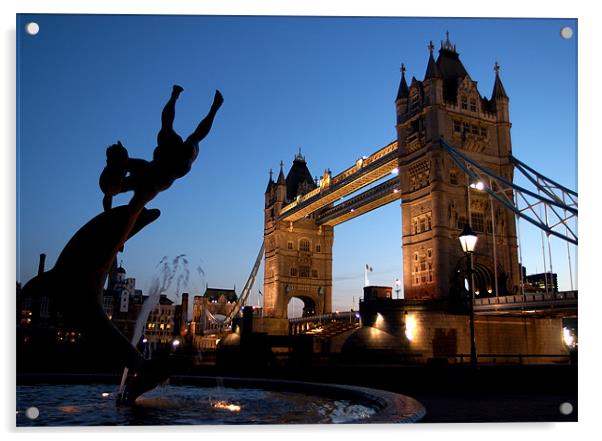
[446,353,573,365]
[474,290,577,307]
[288,311,358,324]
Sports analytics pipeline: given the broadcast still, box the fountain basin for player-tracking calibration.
[17,375,425,425]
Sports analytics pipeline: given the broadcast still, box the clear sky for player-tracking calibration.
[16,14,577,313]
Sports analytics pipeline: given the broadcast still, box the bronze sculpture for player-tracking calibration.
[22,86,223,405]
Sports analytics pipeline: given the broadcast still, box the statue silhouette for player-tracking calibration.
[22,85,223,405]
[100,86,224,211]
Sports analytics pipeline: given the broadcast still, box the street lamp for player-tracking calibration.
[459,223,478,367]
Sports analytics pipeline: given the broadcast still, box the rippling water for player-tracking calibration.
[16,384,376,426]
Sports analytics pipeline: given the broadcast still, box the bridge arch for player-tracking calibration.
[286,294,317,319]
[451,254,509,300]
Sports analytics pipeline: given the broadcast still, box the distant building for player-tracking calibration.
[190,287,239,351]
[524,272,558,293]
[144,294,176,346]
[190,287,238,333]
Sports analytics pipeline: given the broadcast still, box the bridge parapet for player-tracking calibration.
[289,311,358,324]
[474,291,577,315]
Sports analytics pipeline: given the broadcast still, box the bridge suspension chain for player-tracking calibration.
[440,139,578,245]
[206,242,264,330]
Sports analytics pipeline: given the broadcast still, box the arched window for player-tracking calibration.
[299,239,310,252]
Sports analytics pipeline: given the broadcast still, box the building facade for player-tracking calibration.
[396,36,520,300]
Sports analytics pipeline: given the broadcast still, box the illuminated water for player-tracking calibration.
[16,384,377,426]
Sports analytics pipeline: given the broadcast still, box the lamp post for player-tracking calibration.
[459,223,478,367]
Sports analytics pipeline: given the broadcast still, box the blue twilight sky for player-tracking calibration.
[16,15,577,312]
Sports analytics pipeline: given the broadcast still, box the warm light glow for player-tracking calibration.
[142,338,148,343]
[563,328,576,348]
[470,181,486,191]
[101,392,110,397]
[405,315,417,341]
[459,224,478,253]
[375,313,385,327]
[487,289,493,294]
[213,401,241,412]
[172,339,180,347]
[391,167,399,175]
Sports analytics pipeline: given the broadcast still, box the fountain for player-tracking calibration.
[17,85,425,424]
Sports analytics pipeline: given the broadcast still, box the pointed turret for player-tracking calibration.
[265,168,275,193]
[276,160,286,185]
[396,63,409,101]
[264,168,275,209]
[275,160,287,203]
[424,41,441,80]
[491,61,509,124]
[491,62,508,99]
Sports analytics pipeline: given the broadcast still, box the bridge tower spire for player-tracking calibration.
[396,36,520,300]
[262,152,333,326]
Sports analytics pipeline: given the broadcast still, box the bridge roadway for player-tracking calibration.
[278,140,399,223]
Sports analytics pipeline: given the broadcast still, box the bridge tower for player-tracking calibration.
[396,35,520,299]
[263,152,334,318]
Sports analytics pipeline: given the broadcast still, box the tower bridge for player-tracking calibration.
[258,35,577,327]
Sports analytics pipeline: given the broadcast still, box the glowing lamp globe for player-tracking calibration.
[459,223,478,253]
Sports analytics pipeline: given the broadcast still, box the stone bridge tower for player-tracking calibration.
[396,35,520,300]
[263,152,334,318]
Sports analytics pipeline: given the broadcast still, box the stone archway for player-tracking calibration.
[286,295,317,319]
[450,254,510,301]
